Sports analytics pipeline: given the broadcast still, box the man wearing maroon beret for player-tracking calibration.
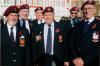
[32,6,69,66]
[69,7,80,27]
[31,7,44,34]
[70,1,100,66]
[1,6,30,66]
[32,7,44,25]
[18,4,33,34]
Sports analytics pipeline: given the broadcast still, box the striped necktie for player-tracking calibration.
[10,27,14,41]
[83,21,89,35]
[46,25,52,55]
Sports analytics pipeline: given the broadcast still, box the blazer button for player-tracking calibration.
[13,59,16,63]
[77,48,80,51]
[13,52,16,55]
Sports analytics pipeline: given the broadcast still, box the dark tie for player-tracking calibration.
[73,19,76,27]
[10,27,14,41]
[41,20,42,23]
[23,20,26,28]
[83,21,89,35]
[46,25,52,55]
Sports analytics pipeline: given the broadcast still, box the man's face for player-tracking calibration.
[43,12,54,25]
[6,13,18,26]
[19,9,29,20]
[83,4,96,19]
[36,10,43,20]
[70,11,79,19]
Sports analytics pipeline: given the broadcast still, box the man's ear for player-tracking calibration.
[93,7,96,14]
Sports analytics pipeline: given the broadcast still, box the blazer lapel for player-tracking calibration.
[40,23,45,53]
[4,24,12,42]
[54,21,60,49]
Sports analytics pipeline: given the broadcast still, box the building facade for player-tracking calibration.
[0,0,100,21]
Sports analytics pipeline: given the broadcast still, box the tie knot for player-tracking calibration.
[86,21,89,24]
[11,27,13,30]
[48,25,51,27]
[22,19,25,22]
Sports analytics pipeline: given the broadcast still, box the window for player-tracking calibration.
[4,0,14,5]
[99,0,100,4]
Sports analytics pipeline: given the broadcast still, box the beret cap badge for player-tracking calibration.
[48,8,51,11]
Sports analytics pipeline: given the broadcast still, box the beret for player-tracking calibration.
[81,1,96,10]
[70,7,79,12]
[19,4,29,10]
[35,7,43,12]
[4,6,19,16]
[43,6,54,14]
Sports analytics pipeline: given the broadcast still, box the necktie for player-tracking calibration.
[83,21,89,35]
[46,25,52,55]
[73,19,76,27]
[41,20,42,23]
[10,27,14,41]
[23,20,26,28]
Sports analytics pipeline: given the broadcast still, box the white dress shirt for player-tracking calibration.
[85,16,95,24]
[7,24,16,41]
[44,22,54,55]
[38,19,45,24]
[19,18,30,33]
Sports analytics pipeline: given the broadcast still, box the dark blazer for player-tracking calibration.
[18,19,34,34]
[1,24,30,66]
[70,18,100,66]
[31,21,69,64]
[32,19,38,26]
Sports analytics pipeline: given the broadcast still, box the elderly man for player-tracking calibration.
[32,7,44,25]
[32,6,69,66]
[1,6,30,66]
[70,1,100,66]
[18,4,33,34]
[69,7,80,27]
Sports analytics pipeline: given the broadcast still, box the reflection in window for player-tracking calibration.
[49,0,55,7]
[28,0,31,5]
[38,0,42,6]
[4,0,14,4]
[22,0,26,4]
[33,0,37,6]
[16,0,20,5]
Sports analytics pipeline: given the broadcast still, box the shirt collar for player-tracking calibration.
[7,23,16,30]
[45,21,54,27]
[85,16,95,24]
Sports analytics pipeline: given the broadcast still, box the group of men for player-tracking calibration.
[1,0,100,66]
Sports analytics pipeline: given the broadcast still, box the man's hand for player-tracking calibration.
[64,62,69,66]
[73,57,84,66]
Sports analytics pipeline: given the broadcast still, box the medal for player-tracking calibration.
[92,31,99,42]
[19,35,25,47]
[36,35,42,41]
[59,35,63,42]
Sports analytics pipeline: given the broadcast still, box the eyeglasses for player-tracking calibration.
[83,7,94,10]
[70,12,78,14]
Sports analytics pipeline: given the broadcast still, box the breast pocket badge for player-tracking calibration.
[92,31,99,43]
[36,35,42,42]
[59,35,63,42]
[19,35,25,47]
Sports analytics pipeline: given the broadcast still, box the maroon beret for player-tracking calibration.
[4,6,19,16]
[19,4,29,10]
[43,6,54,14]
[81,1,96,10]
[35,7,43,12]
[70,7,79,12]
